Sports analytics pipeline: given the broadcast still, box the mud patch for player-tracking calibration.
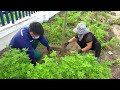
[111,66,120,79]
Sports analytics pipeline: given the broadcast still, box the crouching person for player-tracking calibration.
[9,22,51,66]
[64,23,101,62]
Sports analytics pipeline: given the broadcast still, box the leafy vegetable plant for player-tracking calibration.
[0,49,112,79]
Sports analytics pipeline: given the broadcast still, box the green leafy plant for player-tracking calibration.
[0,48,112,79]
[42,51,112,79]
[0,48,31,79]
[102,37,119,51]
[42,11,113,50]
[115,58,120,66]
[109,18,120,25]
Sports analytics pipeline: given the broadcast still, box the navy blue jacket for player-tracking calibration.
[9,26,49,63]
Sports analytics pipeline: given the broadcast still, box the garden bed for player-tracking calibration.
[0,11,120,79]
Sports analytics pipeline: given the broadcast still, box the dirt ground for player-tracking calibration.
[0,11,120,79]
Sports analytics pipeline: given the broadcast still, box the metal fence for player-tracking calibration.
[0,11,38,26]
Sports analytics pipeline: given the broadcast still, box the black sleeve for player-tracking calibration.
[85,33,93,43]
[75,34,78,38]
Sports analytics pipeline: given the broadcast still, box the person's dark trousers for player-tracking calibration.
[32,39,42,61]
[93,42,101,62]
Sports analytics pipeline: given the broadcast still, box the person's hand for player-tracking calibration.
[31,60,36,66]
[78,49,83,54]
[33,63,36,66]
[47,46,52,57]
[38,59,45,64]
[63,42,69,48]
[47,46,52,53]
[47,46,52,52]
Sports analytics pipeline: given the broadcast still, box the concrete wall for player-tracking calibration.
[0,11,60,51]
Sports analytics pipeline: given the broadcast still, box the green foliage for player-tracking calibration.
[102,37,119,50]
[115,58,120,66]
[42,11,113,50]
[0,48,31,79]
[0,49,112,79]
[42,11,83,45]
[109,18,120,25]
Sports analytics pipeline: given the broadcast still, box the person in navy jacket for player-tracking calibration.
[9,22,51,66]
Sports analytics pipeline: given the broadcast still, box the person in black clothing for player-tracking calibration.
[64,23,101,62]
